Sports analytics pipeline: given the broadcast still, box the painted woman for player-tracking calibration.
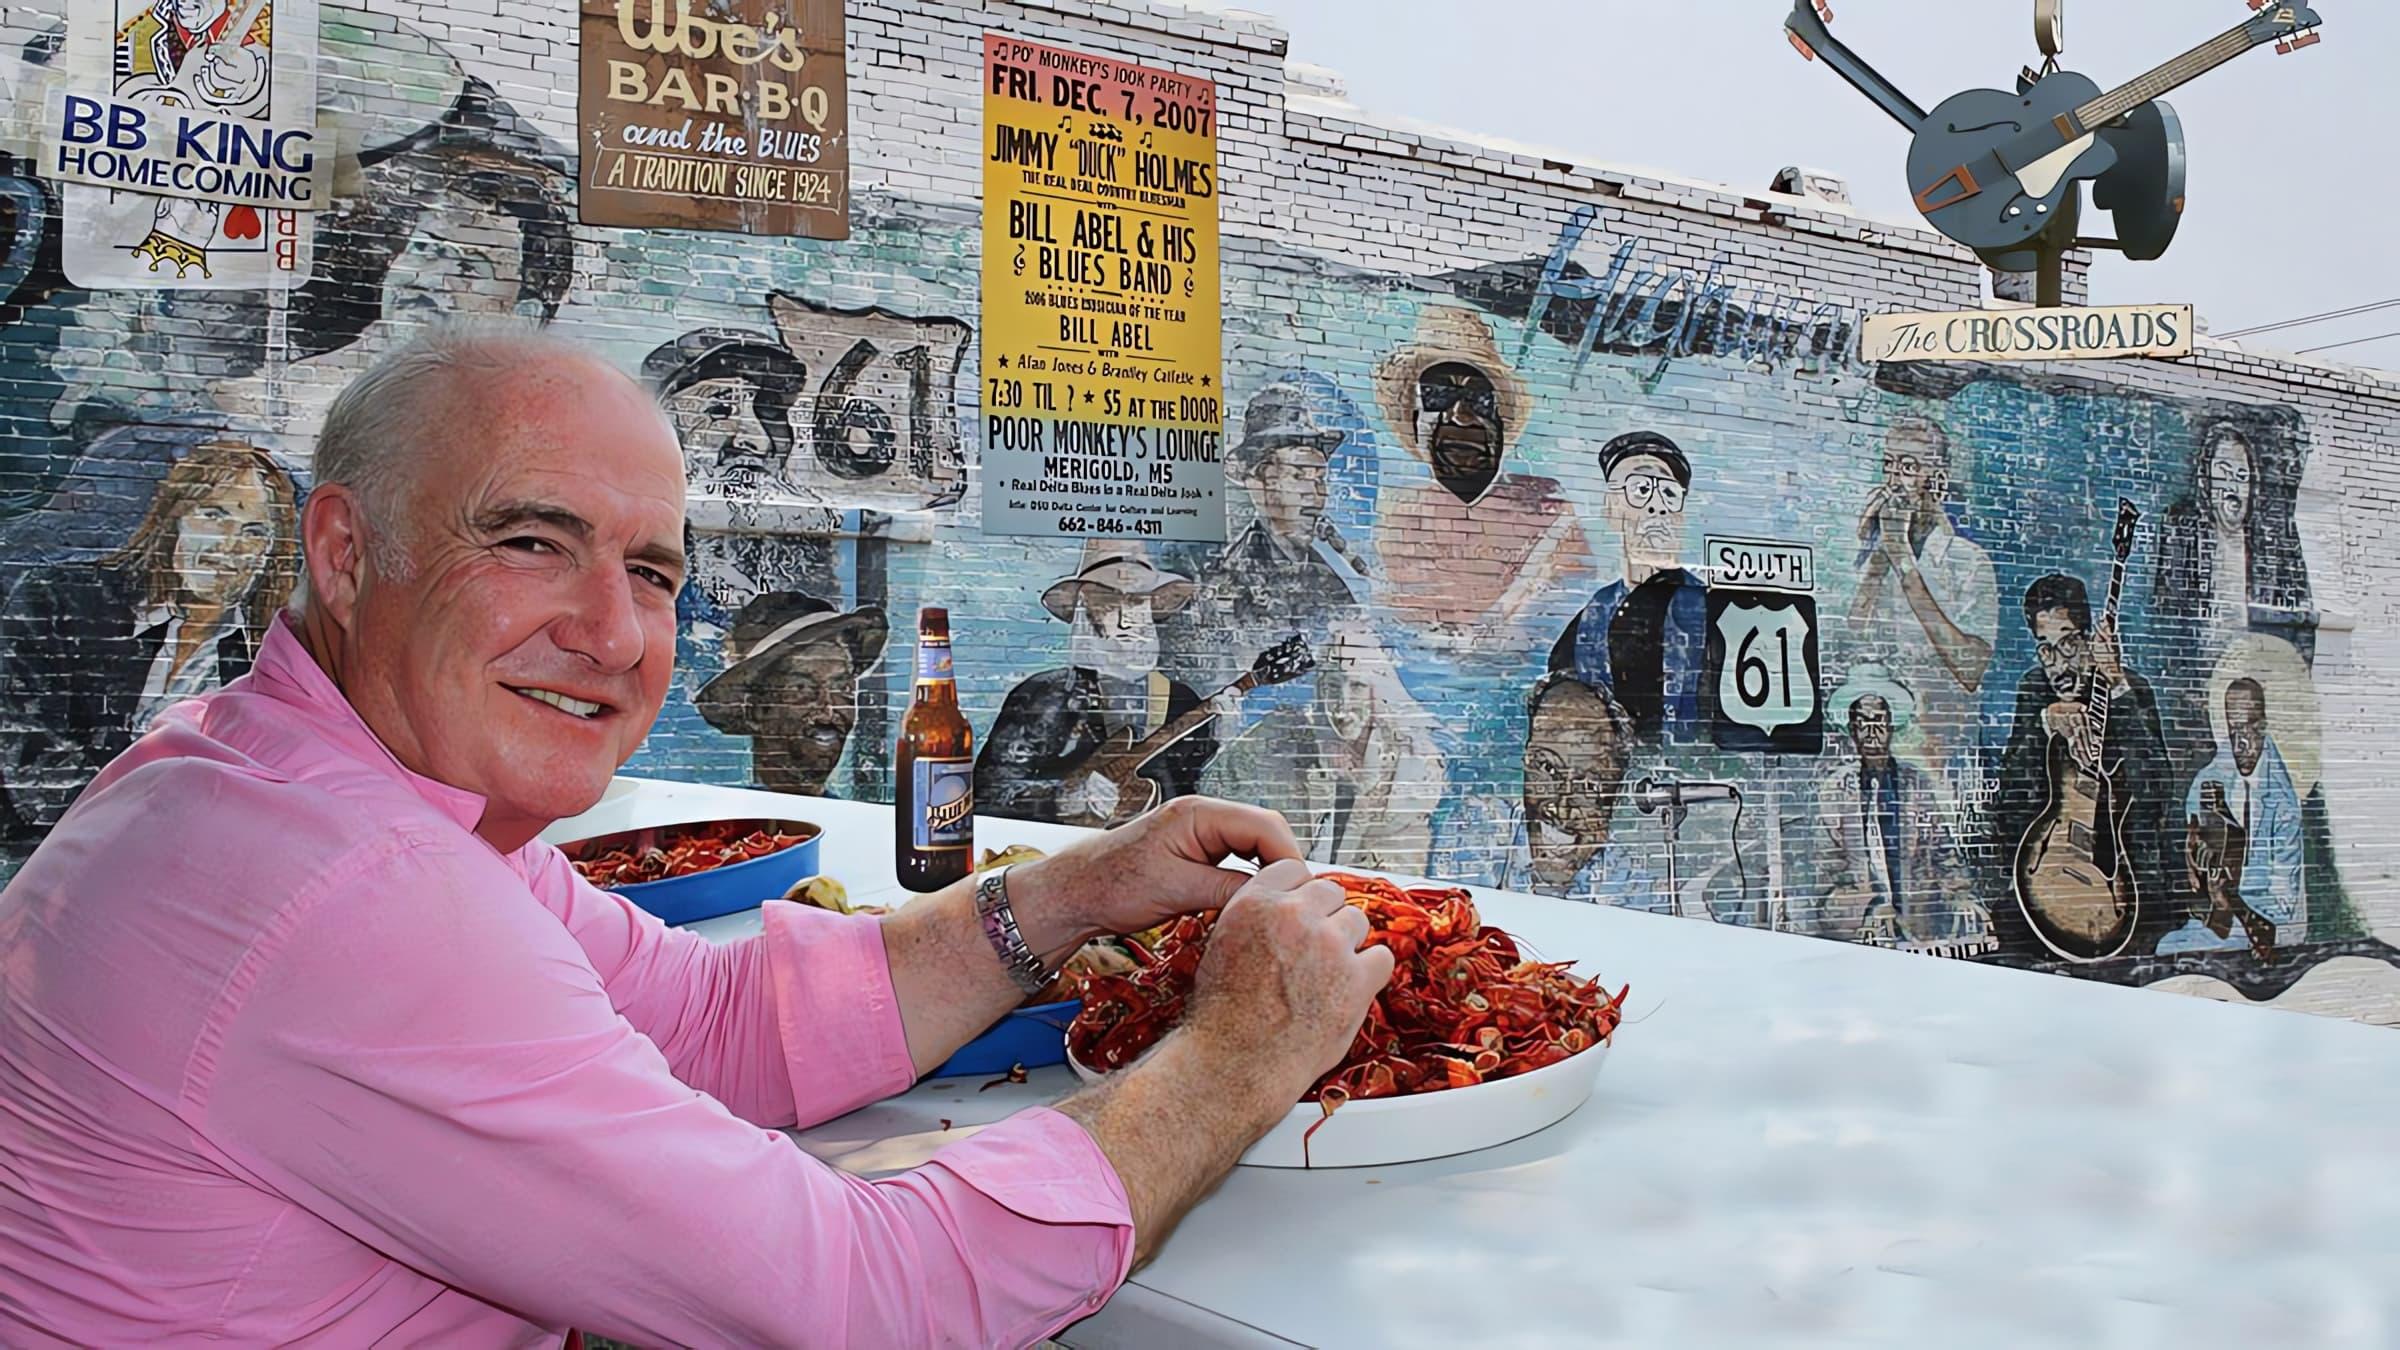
[0,440,300,836]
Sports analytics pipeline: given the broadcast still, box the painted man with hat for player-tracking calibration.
[641,328,840,623]
[978,540,1231,826]
[1368,306,1588,641]
[1172,379,1371,686]
[694,592,887,796]
[1549,429,1711,743]
[1804,663,1983,948]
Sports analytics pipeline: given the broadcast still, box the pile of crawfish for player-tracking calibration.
[1067,873,1627,1116]
[570,820,814,888]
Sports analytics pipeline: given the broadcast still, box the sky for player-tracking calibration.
[1251,0,2395,367]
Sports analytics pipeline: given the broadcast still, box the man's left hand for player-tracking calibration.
[1008,795,1307,941]
[2092,616,2129,691]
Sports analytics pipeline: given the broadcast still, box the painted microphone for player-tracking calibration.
[1631,778,1743,812]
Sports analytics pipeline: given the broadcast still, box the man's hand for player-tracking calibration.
[1076,772,1122,824]
[1182,860,1395,1095]
[2042,700,2097,768]
[1054,860,1393,1265]
[1011,795,1306,940]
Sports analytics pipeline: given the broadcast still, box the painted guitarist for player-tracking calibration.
[1994,518,2174,962]
[978,540,1254,828]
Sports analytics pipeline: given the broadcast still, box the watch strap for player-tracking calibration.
[974,865,1053,997]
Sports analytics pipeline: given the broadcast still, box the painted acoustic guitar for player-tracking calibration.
[2013,500,2142,962]
[1057,634,1315,829]
[1787,0,2324,255]
[2188,781,2277,960]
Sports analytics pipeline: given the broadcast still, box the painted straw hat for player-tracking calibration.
[1372,304,1529,461]
[1828,660,1919,731]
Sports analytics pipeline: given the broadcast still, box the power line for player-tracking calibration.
[2296,329,2400,356]
[2217,296,2400,340]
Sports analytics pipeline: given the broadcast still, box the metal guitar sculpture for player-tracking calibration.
[1786,1,2323,266]
[2013,500,2143,962]
[1057,634,1315,829]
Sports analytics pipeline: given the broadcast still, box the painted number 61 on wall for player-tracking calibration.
[1704,591,1822,754]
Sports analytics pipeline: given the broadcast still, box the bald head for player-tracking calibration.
[312,323,672,581]
[296,323,688,853]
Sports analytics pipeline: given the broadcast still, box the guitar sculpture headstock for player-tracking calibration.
[1248,634,1317,688]
[2246,1,2325,55]
[2112,498,2141,562]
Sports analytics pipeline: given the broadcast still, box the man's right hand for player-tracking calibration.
[1052,858,1395,1267]
[2042,701,2096,767]
[1182,860,1394,1110]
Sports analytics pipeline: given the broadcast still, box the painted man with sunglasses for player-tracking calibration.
[1549,430,1710,743]
[1845,418,1997,781]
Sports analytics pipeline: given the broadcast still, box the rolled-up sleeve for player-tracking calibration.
[201,840,1133,1348]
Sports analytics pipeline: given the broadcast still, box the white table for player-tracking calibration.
[548,778,2400,1349]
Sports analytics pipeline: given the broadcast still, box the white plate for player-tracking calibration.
[1068,1040,1610,1169]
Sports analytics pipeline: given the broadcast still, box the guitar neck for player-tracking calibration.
[2075,22,2258,130]
[2082,551,2132,746]
[1788,7,1928,132]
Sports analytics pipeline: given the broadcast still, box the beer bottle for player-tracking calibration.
[896,607,974,892]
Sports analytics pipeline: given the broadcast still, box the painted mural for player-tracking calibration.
[0,8,2387,1016]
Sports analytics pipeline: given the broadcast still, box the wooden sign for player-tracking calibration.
[578,0,849,237]
[1862,303,2193,363]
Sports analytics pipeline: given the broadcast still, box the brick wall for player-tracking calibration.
[2,0,2396,1022]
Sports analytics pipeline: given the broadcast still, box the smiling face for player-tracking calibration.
[170,0,230,33]
[318,352,688,846]
[168,466,276,608]
[2204,430,2254,531]
[1414,361,1504,502]
[746,641,863,793]
[1602,451,1687,574]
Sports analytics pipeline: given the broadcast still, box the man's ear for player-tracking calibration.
[300,485,371,630]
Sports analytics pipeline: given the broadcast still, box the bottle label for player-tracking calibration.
[916,638,953,684]
[911,756,974,851]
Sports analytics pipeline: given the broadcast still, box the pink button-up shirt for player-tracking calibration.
[0,619,1133,1346]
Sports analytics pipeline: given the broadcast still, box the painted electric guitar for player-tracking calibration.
[1057,634,1315,829]
[1787,0,2324,253]
[2013,500,2142,962]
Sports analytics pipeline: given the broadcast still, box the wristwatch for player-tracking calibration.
[974,865,1054,997]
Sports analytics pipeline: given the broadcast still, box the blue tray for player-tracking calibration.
[934,1000,1080,1078]
[567,818,821,925]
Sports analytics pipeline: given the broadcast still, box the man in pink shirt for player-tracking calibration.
[0,326,1393,1346]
